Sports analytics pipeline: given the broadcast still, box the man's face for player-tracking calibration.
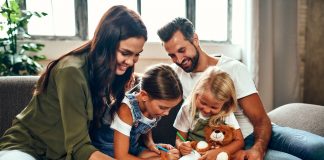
[163,31,199,72]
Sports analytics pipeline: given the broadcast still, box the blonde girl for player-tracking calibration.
[173,67,244,160]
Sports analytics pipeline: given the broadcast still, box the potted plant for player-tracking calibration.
[0,0,47,76]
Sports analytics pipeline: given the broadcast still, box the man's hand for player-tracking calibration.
[231,148,264,160]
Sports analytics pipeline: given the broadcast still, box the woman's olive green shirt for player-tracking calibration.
[0,54,98,160]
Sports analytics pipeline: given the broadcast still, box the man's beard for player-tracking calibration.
[177,50,199,73]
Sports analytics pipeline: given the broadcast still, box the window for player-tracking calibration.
[88,0,137,39]
[24,0,232,43]
[140,0,185,42]
[26,0,76,37]
[196,0,229,42]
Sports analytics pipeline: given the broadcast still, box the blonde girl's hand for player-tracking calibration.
[166,148,180,160]
[178,141,193,156]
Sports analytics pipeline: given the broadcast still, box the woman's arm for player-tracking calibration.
[89,151,115,160]
[55,67,100,160]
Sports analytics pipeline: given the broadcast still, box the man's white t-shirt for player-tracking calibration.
[171,55,257,137]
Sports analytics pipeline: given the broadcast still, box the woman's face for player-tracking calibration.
[195,90,225,117]
[115,37,146,75]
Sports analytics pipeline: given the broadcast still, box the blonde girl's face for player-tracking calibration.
[115,36,145,75]
[195,90,225,117]
[145,97,182,118]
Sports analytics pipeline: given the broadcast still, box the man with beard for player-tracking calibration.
[157,17,324,160]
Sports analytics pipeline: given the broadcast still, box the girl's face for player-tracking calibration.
[144,97,182,118]
[195,90,225,117]
[115,37,145,75]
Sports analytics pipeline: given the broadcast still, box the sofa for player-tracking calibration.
[1,76,324,147]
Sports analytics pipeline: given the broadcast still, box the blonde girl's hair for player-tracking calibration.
[188,67,238,126]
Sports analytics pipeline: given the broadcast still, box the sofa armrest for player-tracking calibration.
[268,103,324,137]
[0,76,39,136]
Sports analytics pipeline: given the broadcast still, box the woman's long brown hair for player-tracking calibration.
[35,5,147,127]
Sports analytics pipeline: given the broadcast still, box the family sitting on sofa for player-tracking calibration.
[0,5,323,160]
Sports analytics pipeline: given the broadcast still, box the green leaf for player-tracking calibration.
[31,55,46,61]
[0,0,46,75]
[21,43,44,52]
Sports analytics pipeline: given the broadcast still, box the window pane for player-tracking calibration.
[88,0,137,39]
[141,0,185,42]
[196,0,228,41]
[26,0,75,36]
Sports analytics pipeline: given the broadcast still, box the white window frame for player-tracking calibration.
[22,0,232,43]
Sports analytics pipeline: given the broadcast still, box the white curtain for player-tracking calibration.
[258,0,301,111]
[233,0,301,111]
[232,0,259,86]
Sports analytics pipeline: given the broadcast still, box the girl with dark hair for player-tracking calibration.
[0,5,147,160]
[105,64,183,160]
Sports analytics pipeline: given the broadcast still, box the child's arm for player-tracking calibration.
[113,104,143,160]
[199,128,244,160]
[175,130,193,156]
[143,130,159,153]
[143,131,180,160]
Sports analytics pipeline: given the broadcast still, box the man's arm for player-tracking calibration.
[238,93,272,159]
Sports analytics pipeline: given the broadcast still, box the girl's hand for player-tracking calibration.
[167,148,180,160]
[178,141,193,156]
[198,149,229,160]
[147,142,160,154]
[158,143,175,150]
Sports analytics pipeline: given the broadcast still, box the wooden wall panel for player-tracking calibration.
[304,0,324,105]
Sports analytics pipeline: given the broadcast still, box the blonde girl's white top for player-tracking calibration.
[173,101,240,133]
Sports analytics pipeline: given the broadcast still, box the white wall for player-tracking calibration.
[37,40,242,73]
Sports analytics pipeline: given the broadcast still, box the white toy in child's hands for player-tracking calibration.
[216,151,228,160]
[179,150,201,160]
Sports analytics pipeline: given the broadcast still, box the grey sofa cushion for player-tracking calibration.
[0,76,39,136]
[1,76,323,146]
[268,103,324,137]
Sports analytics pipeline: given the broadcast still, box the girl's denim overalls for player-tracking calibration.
[90,93,160,157]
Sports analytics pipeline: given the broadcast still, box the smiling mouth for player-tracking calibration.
[118,64,128,71]
[202,112,211,117]
[180,59,191,68]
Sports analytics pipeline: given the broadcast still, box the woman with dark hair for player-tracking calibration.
[0,5,147,160]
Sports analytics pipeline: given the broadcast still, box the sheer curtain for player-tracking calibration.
[232,0,259,86]
[258,0,300,111]
[233,0,301,111]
